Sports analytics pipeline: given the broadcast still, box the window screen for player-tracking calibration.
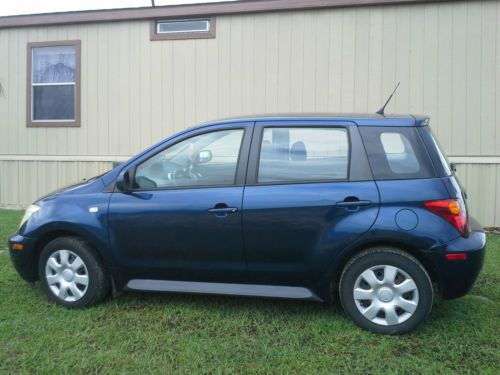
[31,44,77,121]
[257,127,349,183]
[360,126,435,180]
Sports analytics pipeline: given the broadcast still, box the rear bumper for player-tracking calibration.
[431,230,486,299]
[8,234,38,282]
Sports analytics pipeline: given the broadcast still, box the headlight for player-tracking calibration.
[19,204,40,229]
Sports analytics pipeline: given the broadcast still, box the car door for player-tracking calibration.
[108,123,253,283]
[242,121,380,286]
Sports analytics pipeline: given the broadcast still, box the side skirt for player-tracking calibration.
[126,279,322,302]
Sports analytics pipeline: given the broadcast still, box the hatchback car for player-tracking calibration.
[9,114,486,334]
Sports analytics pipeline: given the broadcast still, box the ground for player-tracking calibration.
[0,209,498,374]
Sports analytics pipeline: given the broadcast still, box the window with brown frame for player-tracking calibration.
[150,17,216,41]
[26,40,81,127]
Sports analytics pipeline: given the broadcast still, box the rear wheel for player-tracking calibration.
[339,247,433,334]
[38,237,109,308]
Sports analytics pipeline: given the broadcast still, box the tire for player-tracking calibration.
[339,247,433,334]
[38,236,110,308]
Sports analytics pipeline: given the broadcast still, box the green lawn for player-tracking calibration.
[0,209,498,374]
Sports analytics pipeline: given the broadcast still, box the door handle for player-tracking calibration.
[336,198,372,211]
[208,203,238,217]
[336,200,371,207]
[208,207,238,214]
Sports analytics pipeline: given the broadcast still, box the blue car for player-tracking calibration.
[8,114,486,334]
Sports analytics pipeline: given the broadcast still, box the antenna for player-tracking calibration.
[376,81,400,116]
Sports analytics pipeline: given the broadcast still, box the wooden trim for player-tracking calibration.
[150,16,216,41]
[26,40,81,128]
[0,0,457,29]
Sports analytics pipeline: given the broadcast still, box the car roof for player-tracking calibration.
[199,113,429,128]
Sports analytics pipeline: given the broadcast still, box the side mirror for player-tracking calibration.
[450,162,457,173]
[197,149,212,164]
[116,170,132,192]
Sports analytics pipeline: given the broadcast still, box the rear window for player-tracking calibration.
[360,126,435,180]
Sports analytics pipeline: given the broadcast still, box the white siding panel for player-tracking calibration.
[480,0,497,156]
[0,29,8,154]
[450,1,468,156]
[289,12,305,112]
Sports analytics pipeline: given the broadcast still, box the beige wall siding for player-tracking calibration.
[0,161,498,227]
[454,163,500,227]
[0,0,499,225]
[1,0,499,157]
[0,160,113,208]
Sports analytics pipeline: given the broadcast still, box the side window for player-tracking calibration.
[257,127,349,183]
[134,129,244,189]
[359,126,435,180]
[380,132,420,174]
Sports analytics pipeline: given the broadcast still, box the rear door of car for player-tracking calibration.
[241,121,380,286]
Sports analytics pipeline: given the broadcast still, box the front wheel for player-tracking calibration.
[339,247,433,334]
[38,237,109,308]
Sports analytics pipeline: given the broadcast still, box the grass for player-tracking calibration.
[0,209,499,374]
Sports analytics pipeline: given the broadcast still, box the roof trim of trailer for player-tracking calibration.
[0,0,458,29]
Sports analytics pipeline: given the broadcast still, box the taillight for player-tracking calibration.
[424,199,468,236]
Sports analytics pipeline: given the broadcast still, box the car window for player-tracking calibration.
[359,126,435,180]
[257,127,349,183]
[380,132,420,174]
[134,129,244,189]
[418,126,452,176]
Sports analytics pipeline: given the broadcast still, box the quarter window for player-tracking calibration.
[380,132,420,174]
[257,127,349,183]
[134,129,244,190]
[27,41,80,127]
[359,126,436,180]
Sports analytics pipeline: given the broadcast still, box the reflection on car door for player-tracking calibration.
[108,124,253,283]
[242,123,380,285]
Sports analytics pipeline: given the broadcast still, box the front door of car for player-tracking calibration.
[108,124,253,282]
[242,122,380,286]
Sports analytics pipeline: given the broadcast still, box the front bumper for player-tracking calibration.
[8,234,38,282]
[432,230,486,300]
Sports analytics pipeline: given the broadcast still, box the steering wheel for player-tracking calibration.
[171,165,203,185]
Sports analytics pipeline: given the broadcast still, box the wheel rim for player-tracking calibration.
[45,250,89,302]
[353,265,419,326]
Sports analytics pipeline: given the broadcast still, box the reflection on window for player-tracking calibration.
[380,132,420,174]
[30,44,77,121]
[258,127,349,183]
[134,129,244,190]
[156,19,211,34]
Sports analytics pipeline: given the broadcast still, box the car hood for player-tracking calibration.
[36,173,106,202]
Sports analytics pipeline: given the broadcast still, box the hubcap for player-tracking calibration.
[353,265,419,326]
[45,250,89,302]
[378,287,394,302]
